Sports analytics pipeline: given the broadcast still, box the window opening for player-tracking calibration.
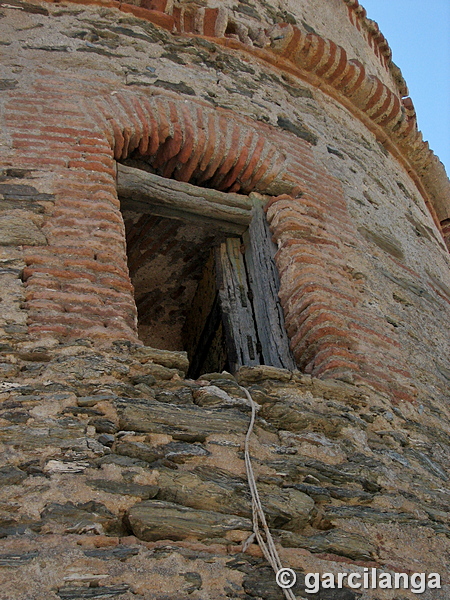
[118,162,295,377]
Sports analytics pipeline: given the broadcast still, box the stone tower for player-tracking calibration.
[0,0,449,598]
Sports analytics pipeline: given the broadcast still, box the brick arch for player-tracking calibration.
[96,91,287,195]
[93,90,417,401]
[21,89,288,346]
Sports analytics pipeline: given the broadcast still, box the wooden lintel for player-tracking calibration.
[117,164,254,227]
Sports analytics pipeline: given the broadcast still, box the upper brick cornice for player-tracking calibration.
[342,2,391,68]
[19,0,450,234]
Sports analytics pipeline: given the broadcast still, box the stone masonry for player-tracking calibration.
[0,0,449,599]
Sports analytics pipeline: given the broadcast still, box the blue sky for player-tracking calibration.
[360,0,450,176]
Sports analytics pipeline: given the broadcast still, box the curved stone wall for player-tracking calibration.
[1,0,449,399]
[0,2,450,599]
[19,0,448,228]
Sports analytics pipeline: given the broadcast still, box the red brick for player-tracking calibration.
[378,95,401,128]
[304,35,327,71]
[283,26,306,59]
[350,322,401,348]
[198,112,218,173]
[118,4,174,30]
[293,332,355,368]
[325,45,349,83]
[67,159,115,177]
[77,136,111,147]
[213,122,242,184]
[28,314,101,330]
[182,8,196,33]
[116,94,142,155]
[97,275,134,293]
[138,97,159,156]
[25,246,95,259]
[290,310,349,351]
[10,156,67,167]
[63,258,129,277]
[218,128,255,190]
[344,59,366,96]
[199,115,230,182]
[23,266,97,283]
[203,8,220,37]
[28,324,70,337]
[245,145,278,190]
[139,0,167,12]
[65,282,134,303]
[312,345,361,365]
[358,74,380,109]
[154,97,172,148]
[257,151,286,190]
[238,134,266,184]
[25,299,62,312]
[176,106,206,182]
[311,357,361,377]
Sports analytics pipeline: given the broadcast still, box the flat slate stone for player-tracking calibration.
[161,441,210,462]
[237,365,292,384]
[127,499,252,542]
[40,501,124,535]
[0,213,47,246]
[0,551,39,566]
[132,346,189,372]
[0,518,32,538]
[83,546,140,561]
[0,465,27,485]
[88,479,159,499]
[114,440,161,464]
[57,585,130,599]
[156,467,314,529]
[277,528,377,561]
[116,398,249,441]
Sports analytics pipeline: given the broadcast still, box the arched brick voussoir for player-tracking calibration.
[96,91,287,193]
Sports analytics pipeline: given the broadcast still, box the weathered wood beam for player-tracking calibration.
[117,164,253,233]
[216,238,262,372]
[243,200,296,370]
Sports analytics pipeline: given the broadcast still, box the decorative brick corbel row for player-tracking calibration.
[341,0,393,69]
[263,23,449,238]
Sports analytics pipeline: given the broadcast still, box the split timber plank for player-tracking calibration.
[244,199,296,370]
[216,238,261,372]
[117,164,252,233]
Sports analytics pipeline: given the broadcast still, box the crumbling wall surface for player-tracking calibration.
[0,353,449,600]
[0,1,450,599]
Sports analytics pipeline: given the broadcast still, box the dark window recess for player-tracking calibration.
[118,163,295,377]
